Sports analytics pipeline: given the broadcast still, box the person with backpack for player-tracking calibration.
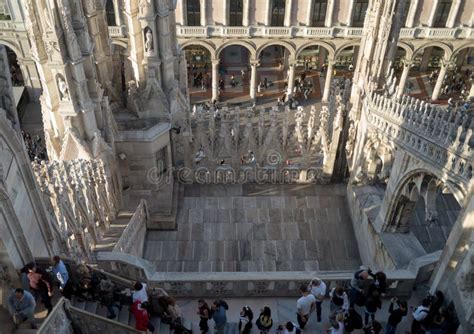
[212,300,228,334]
[23,262,53,314]
[197,299,211,334]
[350,268,370,308]
[411,297,431,334]
[329,286,349,316]
[364,290,382,325]
[344,308,363,333]
[98,277,121,319]
[238,306,253,334]
[256,306,273,334]
[385,297,407,334]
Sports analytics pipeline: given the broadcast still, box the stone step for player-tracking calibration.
[117,305,131,325]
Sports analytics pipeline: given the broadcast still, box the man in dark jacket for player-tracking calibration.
[386,298,407,334]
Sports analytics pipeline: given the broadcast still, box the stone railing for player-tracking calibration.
[108,25,126,37]
[113,199,148,257]
[176,25,473,40]
[37,298,72,334]
[366,93,473,188]
[97,251,422,298]
[39,297,141,334]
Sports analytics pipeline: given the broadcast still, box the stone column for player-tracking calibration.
[286,62,296,97]
[322,60,334,102]
[432,62,448,101]
[211,59,219,101]
[427,0,439,27]
[397,61,411,99]
[346,0,355,26]
[325,0,334,27]
[250,61,258,100]
[319,48,327,68]
[284,0,293,27]
[446,0,461,28]
[306,0,313,26]
[223,0,229,26]
[200,0,207,26]
[405,0,419,28]
[469,81,474,99]
[265,0,271,26]
[243,0,250,26]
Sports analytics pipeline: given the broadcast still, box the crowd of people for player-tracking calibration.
[22,130,47,161]
[7,259,458,333]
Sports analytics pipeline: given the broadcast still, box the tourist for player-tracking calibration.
[51,255,72,299]
[99,277,121,319]
[277,321,301,334]
[76,264,95,302]
[364,290,382,325]
[197,299,211,334]
[329,286,349,316]
[256,306,273,334]
[364,320,382,334]
[264,77,268,89]
[258,81,262,94]
[8,288,37,329]
[309,277,326,322]
[212,299,228,334]
[23,262,53,314]
[368,271,387,296]
[344,308,363,333]
[231,75,236,87]
[349,268,371,308]
[241,69,245,82]
[411,297,431,334]
[132,281,149,303]
[238,305,253,334]
[131,300,154,333]
[385,297,407,334]
[328,313,345,334]
[296,284,315,330]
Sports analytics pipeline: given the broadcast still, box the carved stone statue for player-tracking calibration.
[145,29,154,52]
[57,76,70,101]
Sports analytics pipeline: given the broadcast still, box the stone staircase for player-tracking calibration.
[93,211,134,253]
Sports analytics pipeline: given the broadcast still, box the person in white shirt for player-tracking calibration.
[309,278,326,322]
[132,281,148,303]
[327,313,345,334]
[411,298,431,334]
[329,286,349,316]
[296,285,316,330]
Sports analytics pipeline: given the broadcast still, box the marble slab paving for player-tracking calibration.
[143,184,361,272]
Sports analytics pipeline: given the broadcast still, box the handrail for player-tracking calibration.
[37,297,71,333]
[67,304,141,333]
[113,199,148,256]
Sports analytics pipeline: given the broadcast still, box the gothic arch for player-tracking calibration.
[412,42,453,61]
[256,41,296,60]
[295,41,336,60]
[384,169,462,232]
[216,40,257,59]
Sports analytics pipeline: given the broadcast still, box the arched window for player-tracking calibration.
[352,0,369,27]
[433,0,452,27]
[271,0,285,27]
[187,0,201,26]
[105,0,116,26]
[311,0,327,27]
[229,0,243,26]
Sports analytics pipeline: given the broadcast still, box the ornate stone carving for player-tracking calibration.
[57,75,70,101]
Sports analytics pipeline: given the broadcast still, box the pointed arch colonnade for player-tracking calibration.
[179,38,474,103]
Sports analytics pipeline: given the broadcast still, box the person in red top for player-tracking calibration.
[131,300,154,332]
[23,262,53,314]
